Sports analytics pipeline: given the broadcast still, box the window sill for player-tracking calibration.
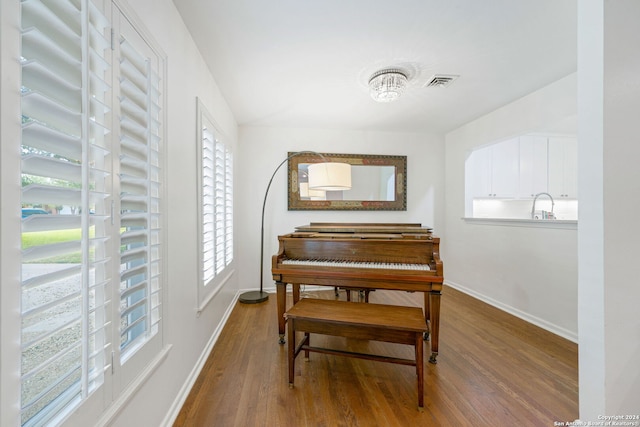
[462,217,577,229]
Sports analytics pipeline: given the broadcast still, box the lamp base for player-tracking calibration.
[239,290,269,304]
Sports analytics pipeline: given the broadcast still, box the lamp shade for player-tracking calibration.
[308,162,352,191]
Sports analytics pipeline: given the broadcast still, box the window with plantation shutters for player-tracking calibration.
[116,21,162,361]
[19,1,165,425]
[197,99,233,309]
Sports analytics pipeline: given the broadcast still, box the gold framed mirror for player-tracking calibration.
[288,152,407,211]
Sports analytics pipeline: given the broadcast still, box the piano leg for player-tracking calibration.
[276,281,287,344]
[423,292,431,341]
[428,289,441,364]
[292,283,301,304]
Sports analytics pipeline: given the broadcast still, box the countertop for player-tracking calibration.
[463,217,577,229]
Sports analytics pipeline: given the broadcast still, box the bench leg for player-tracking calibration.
[416,333,424,408]
[304,332,310,360]
[288,319,295,388]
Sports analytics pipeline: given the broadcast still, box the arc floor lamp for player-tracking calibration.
[238,151,352,304]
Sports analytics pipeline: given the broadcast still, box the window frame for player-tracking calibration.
[195,98,234,313]
[1,1,26,425]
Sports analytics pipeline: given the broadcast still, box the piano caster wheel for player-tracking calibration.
[289,383,294,389]
[279,334,286,345]
[429,352,438,364]
[423,331,430,341]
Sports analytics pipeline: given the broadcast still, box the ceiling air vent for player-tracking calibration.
[425,74,459,88]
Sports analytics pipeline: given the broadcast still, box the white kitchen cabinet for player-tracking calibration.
[467,138,519,198]
[518,135,548,198]
[548,136,577,199]
[467,146,491,198]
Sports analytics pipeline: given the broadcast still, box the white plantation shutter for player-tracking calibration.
[214,141,226,274]
[196,99,233,307]
[116,27,162,360]
[20,0,112,425]
[201,122,216,285]
[224,148,234,265]
[19,1,164,425]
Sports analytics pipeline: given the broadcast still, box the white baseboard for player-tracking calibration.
[445,280,578,343]
[161,291,241,426]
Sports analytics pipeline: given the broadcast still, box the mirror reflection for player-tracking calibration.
[298,164,396,201]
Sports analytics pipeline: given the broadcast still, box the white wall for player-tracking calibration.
[600,2,640,413]
[444,73,579,340]
[578,0,640,419]
[236,127,445,294]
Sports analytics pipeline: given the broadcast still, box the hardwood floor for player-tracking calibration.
[174,286,578,426]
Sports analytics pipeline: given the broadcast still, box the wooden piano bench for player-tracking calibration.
[284,298,428,409]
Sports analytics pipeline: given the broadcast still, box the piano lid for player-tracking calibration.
[294,222,433,235]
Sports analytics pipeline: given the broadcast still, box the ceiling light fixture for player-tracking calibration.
[368,68,408,103]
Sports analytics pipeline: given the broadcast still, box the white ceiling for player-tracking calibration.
[172,0,577,134]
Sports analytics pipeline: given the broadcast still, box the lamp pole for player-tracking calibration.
[238,151,327,304]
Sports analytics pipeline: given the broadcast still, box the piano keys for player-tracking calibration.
[271,222,444,363]
[282,259,431,271]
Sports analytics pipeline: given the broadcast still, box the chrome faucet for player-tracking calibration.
[531,192,555,219]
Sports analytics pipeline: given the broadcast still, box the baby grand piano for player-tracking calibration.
[271,222,444,363]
